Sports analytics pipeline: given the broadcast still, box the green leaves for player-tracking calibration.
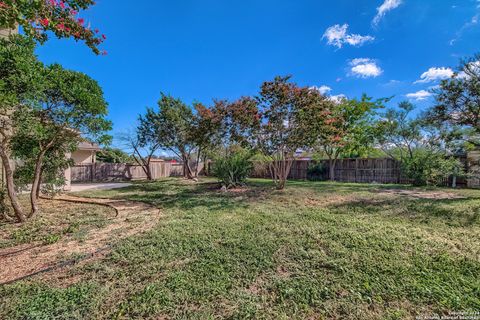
[0,0,105,55]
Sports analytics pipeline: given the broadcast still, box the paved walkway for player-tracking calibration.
[70,182,132,192]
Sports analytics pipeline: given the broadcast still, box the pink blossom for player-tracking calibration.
[40,18,49,27]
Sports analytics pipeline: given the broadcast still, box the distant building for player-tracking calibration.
[71,142,101,164]
[63,141,102,191]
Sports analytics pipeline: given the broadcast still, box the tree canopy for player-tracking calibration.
[0,0,106,54]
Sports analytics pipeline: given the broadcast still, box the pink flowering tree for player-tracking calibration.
[0,0,106,54]
[307,95,385,181]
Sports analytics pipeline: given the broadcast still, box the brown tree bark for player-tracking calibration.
[182,153,195,180]
[28,150,47,218]
[0,146,26,222]
[328,158,336,181]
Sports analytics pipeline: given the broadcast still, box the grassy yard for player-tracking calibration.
[1,178,479,319]
[0,198,115,249]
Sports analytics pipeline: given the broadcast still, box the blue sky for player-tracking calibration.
[35,0,480,143]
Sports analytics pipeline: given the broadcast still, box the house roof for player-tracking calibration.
[77,141,101,151]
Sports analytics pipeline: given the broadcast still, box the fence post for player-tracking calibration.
[355,158,358,183]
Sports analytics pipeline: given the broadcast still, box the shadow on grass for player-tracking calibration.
[79,178,276,212]
[326,195,480,227]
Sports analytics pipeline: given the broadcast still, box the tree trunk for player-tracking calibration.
[36,169,43,199]
[194,149,201,177]
[272,154,293,190]
[28,150,46,218]
[145,158,153,180]
[0,146,25,222]
[182,154,195,180]
[328,158,336,181]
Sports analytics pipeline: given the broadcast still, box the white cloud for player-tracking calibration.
[450,8,479,45]
[310,85,332,95]
[349,58,383,78]
[372,0,403,26]
[323,24,374,48]
[329,94,347,104]
[414,67,454,83]
[406,90,432,101]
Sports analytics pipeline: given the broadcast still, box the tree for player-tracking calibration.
[253,76,326,189]
[0,0,106,54]
[97,147,134,164]
[376,101,463,186]
[0,36,43,222]
[307,95,383,181]
[190,102,223,177]
[13,136,75,200]
[120,129,160,181]
[11,63,111,218]
[428,54,480,148]
[138,94,197,179]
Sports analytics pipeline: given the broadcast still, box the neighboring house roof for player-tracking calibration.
[77,141,101,151]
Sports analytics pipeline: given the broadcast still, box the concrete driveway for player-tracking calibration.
[70,182,132,192]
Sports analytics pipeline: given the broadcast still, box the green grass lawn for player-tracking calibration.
[1,178,479,319]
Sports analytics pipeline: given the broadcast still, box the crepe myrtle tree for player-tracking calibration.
[251,76,330,190]
[190,102,223,177]
[214,97,261,149]
[10,63,111,219]
[306,94,385,181]
[0,0,106,55]
[138,94,198,180]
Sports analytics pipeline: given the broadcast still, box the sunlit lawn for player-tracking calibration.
[1,178,479,319]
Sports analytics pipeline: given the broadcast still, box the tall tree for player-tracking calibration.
[0,0,106,54]
[190,102,223,176]
[428,54,480,148]
[11,63,111,217]
[254,76,326,189]
[120,129,160,181]
[139,94,197,179]
[307,95,383,181]
[0,36,43,222]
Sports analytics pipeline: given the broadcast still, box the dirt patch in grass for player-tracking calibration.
[375,188,465,200]
[0,195,161,285]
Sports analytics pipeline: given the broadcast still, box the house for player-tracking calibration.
[71,142,101,165]
[63,141,102,191]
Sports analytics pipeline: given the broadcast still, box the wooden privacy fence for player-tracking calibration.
[250,158,468,187]
[71,161,172,182]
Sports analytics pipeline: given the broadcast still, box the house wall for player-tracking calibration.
[71,150,96,164]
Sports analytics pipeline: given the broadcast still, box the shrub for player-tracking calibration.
[402,150,464,186]
[212,151,253,188]
[307,162,327,181]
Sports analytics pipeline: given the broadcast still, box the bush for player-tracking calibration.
[402,150,464,186]
[307,162,327,181]
[212,151,253,188]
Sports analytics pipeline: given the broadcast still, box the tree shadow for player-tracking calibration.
[78,178,275,212]
[326,195,480,227]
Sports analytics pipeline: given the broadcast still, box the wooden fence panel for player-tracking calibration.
[71,161,172,182]
[248,158,466,187]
